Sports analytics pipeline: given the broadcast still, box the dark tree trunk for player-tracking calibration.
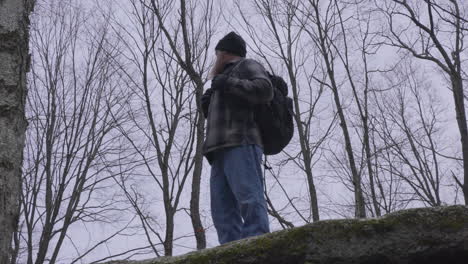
[451,76,468,204]
[0,0,34,263]
[164,210,174,256]
[190,88,207,250]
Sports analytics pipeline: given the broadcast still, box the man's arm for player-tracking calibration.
[214,59,273,104]
[201,88,213,118]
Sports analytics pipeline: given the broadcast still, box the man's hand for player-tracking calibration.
[211,74,232,91]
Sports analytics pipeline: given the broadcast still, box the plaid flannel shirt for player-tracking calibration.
[202,59,273,164]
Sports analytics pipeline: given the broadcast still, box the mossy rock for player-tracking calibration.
[102,205,468,264]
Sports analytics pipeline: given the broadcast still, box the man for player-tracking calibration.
[201,32,273,244]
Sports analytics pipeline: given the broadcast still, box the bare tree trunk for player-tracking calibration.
[285,21,321,223]
[179,0,207,250]
[290,73,321,222]
[304,0,366,218]
[190,98,207,250]
[0,0,34,263]
[163,210,174,256]
[451,76,468,203]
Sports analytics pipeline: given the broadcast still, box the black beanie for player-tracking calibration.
[215,32,247,57]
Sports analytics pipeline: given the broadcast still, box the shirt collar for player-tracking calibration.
[223,58,243,71]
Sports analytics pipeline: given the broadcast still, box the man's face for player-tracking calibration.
[209,50,228,79]
[215,50,227,63]
[215,50,221,61]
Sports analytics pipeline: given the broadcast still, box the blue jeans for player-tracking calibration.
[210,144,270,244]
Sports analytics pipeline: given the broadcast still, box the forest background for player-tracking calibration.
[8,0,468,263]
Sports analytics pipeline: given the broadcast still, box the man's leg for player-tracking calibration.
[210,152,243,244]
[222,145,270,239]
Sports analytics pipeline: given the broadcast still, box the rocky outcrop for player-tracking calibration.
[104,205,468,264]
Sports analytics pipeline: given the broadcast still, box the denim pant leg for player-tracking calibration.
[222,144,270,239]
[210,151,243,244]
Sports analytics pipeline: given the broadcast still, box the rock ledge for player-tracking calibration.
[104,205,468,264]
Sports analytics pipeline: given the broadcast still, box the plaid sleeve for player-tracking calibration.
[224,59,273,104]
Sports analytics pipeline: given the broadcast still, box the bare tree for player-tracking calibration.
[298,0,367,218]
[374,60,451,207]
[14,2,134,263]
[326,0,384,217]
[148,0,218,251]
[368,122,410,214]
[107,0,218,256]
[377,0,468,204]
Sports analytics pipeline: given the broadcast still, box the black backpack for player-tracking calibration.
[255,72,294,155]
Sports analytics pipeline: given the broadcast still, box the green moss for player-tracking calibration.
[134,206,468,264]
[149,226,313,264]
[436,207,468,230]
